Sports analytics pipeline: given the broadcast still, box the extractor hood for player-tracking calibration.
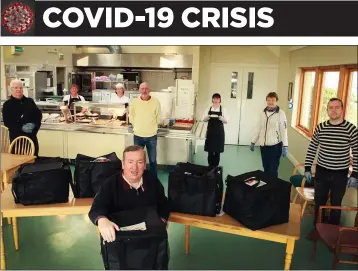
[72,53,193,69]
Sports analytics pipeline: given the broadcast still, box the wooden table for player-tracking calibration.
[296,187,316,217]
[1,153,36,190]
[1,184,300,270]
[1,186,93,270]
[170,204,301,270]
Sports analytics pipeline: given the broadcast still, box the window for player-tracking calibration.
[296,65,357,137]
[346,70,358,126]
[298,71,316,131]
[231,72,238,98]
[318,71,340,123]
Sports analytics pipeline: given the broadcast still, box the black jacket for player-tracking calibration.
[2,95,42,140]
[89,170,170,225]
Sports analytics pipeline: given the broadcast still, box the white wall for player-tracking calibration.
[3,46,77,66]
[278,46,358,164]
[196,46,279,118]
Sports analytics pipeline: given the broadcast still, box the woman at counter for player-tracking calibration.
[63,84,86,114]
[110,83,130,105]
[202,93,228,168]
[63,84,86,107]
[2,79,42,156]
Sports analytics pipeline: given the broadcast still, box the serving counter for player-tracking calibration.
[37,121,207,165]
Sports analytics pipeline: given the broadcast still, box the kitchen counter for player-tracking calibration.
[36,121,206,165]
[39,122,201,140]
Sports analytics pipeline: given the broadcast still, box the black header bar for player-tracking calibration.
[1,1,358,36]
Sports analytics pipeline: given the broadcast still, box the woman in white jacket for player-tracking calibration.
[250,92,288,178]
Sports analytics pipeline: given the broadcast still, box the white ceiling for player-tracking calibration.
[265,46,308,57]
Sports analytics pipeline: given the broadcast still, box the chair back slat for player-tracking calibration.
[1,125,10,153]
[9,136,35,156]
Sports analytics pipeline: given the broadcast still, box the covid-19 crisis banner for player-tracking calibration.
[1,0,358,37]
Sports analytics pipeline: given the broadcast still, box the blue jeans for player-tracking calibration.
[134,134,158,178]
[260,142,283,178]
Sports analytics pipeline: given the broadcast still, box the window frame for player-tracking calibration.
[342,67,358,123]
[296,64,357,138]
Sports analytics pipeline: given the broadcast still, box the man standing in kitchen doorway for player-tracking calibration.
[129,82,161,178]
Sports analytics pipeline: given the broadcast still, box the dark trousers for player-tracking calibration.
[314,166,348,225]
[260,142,282,178]
[208,152,220,168]
[134,134,158,178]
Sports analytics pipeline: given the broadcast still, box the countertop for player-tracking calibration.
[39,122,205,140]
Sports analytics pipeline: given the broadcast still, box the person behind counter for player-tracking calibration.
[63,84,85,106]
[129,82,161,178]
[62,84,87,112]
[202,93,228,168]
[2,79,42,156]
[88,145,170,241]
[110,83,130,105]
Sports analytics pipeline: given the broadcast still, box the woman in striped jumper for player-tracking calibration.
[250,92,289,178]
[304,98,358,226]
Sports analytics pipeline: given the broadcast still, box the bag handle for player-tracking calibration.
[74,160,95,197]
[69,174,79,198]
[12,180,19,203]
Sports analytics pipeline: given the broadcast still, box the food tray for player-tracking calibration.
[170,123,193,131]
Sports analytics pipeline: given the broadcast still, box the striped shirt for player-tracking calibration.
[305,120,358,178]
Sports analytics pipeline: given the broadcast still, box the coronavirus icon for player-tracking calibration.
[1,2,34,34]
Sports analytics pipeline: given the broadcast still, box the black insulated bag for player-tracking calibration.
[223,170,291,230]
[100,206,169,270]
[12,158,71,205]
[73,152,122,198]
[168,162,223,216]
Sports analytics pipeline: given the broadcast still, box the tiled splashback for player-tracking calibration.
[141,71,191,91]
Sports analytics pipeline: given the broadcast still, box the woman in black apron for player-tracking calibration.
[63,84,86,115]
[203,93,228,168]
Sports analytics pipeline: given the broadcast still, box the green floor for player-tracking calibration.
[2,145,354,269]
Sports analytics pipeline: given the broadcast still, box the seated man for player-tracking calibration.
[88,145,170,242]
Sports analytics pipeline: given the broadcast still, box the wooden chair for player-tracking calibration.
[8,136,35,156]
[312,206,358,269]
[5,136,35,187]
[290,162,316,203]
[0,126,10,221]
[1,125,10,153]
[6,137,35,225]
[296,187,316,217]
[294,156,353,218]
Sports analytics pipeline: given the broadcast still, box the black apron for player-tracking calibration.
[66,96,82,115]
[68,96,82,107]
[204,106,225,153]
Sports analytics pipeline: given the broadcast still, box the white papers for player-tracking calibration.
[244,177,267,188]
[245,179,258,186]
[119,222,146,231]
[256,181,267,188]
